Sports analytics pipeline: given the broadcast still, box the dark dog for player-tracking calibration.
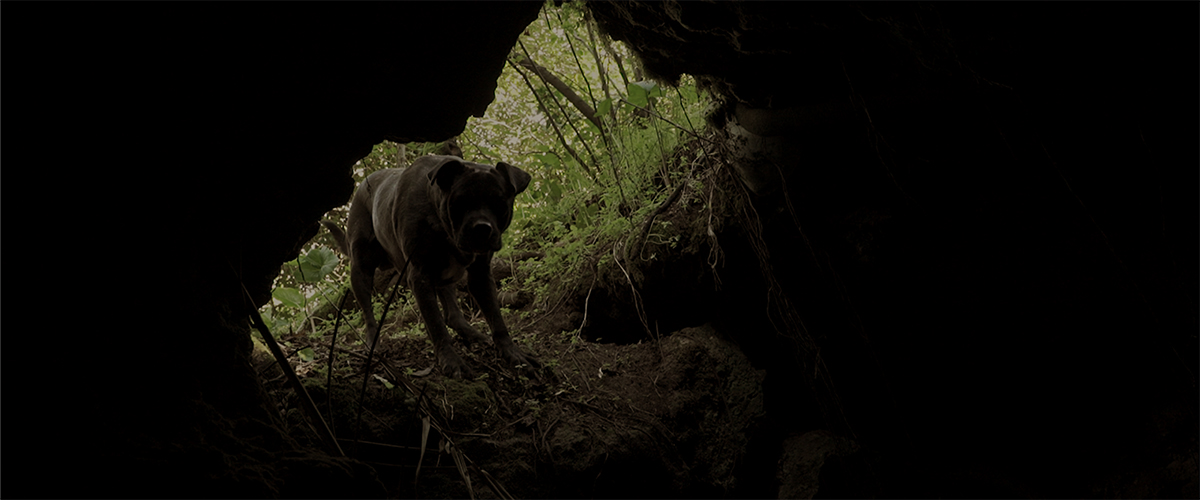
[323,155,537,378]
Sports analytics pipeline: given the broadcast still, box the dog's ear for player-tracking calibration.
[496,162,532,195]
[428,157,467,192]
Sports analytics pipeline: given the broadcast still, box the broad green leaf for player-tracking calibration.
[273,287,304,309]
[632,80,664,98]
[547,180,563,202]
[594,98,612,117]
[299,347,315,363]
[296,246,338,282]
[626,83,648,108]
[678,84,698,103]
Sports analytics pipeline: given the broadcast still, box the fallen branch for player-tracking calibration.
[517,56,602,132]
[507,58,597,182]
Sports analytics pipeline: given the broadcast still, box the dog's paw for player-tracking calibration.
[498,343,541,371]
[437,350,475,379]
[447,317,491,348]
[455,327,491,348]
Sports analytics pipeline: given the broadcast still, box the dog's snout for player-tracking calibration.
[464,220,502,252]
[471,221,493,237]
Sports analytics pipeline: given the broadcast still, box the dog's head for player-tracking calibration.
[428,157,532,254]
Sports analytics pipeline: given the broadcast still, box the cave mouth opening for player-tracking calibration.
[8,2,1197,498]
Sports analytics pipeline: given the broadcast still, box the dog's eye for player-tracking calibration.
[493,202,510,219]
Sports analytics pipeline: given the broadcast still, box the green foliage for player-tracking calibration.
[455,1,711,308]
[625,80,665,109]
[272,287,305,309]
[292,247,338,283]
[263,248,352,338]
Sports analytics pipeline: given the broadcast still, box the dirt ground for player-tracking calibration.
[255,286,766,499]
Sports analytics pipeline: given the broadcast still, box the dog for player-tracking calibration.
[322,155,538,378]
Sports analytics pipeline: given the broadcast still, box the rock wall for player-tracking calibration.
[8,3,542,497]
[589,2,1198,497]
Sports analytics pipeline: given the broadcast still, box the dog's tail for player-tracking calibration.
[321,220,350,255]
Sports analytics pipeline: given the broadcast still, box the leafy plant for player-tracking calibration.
[292,247,338,283]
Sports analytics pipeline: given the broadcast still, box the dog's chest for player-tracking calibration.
[437,253,476,285]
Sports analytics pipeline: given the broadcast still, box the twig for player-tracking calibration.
[526,289,570,327]
[615,98,719,145]
[354,253,413,452]
[234,268,344,457]
[580,272,597,336]
[570,351,593,393]
[541,414,560,455]
[516,39,602,170]
[377,361,517,500]
[611,245,652,338]
[326,290,350,434]
[628,178,688,262]
[507,57,596,182]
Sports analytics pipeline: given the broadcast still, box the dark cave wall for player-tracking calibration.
[590,2,1198,497]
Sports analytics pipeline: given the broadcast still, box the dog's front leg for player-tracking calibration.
[468,258,540,370]
[411,276,474,379]
[436,285,491,347]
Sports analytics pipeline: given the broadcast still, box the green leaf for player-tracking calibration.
[626,83,648,108]
[273,287,305,308]
[372,374,394,389]
[631,80,664,99]
[594,98,612,117]
[678,84,698,103]
[576,201,600,227]
[296,247,338,282]
[534,153,561,169]
[259,310,274,331]
[299,347,315,362]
